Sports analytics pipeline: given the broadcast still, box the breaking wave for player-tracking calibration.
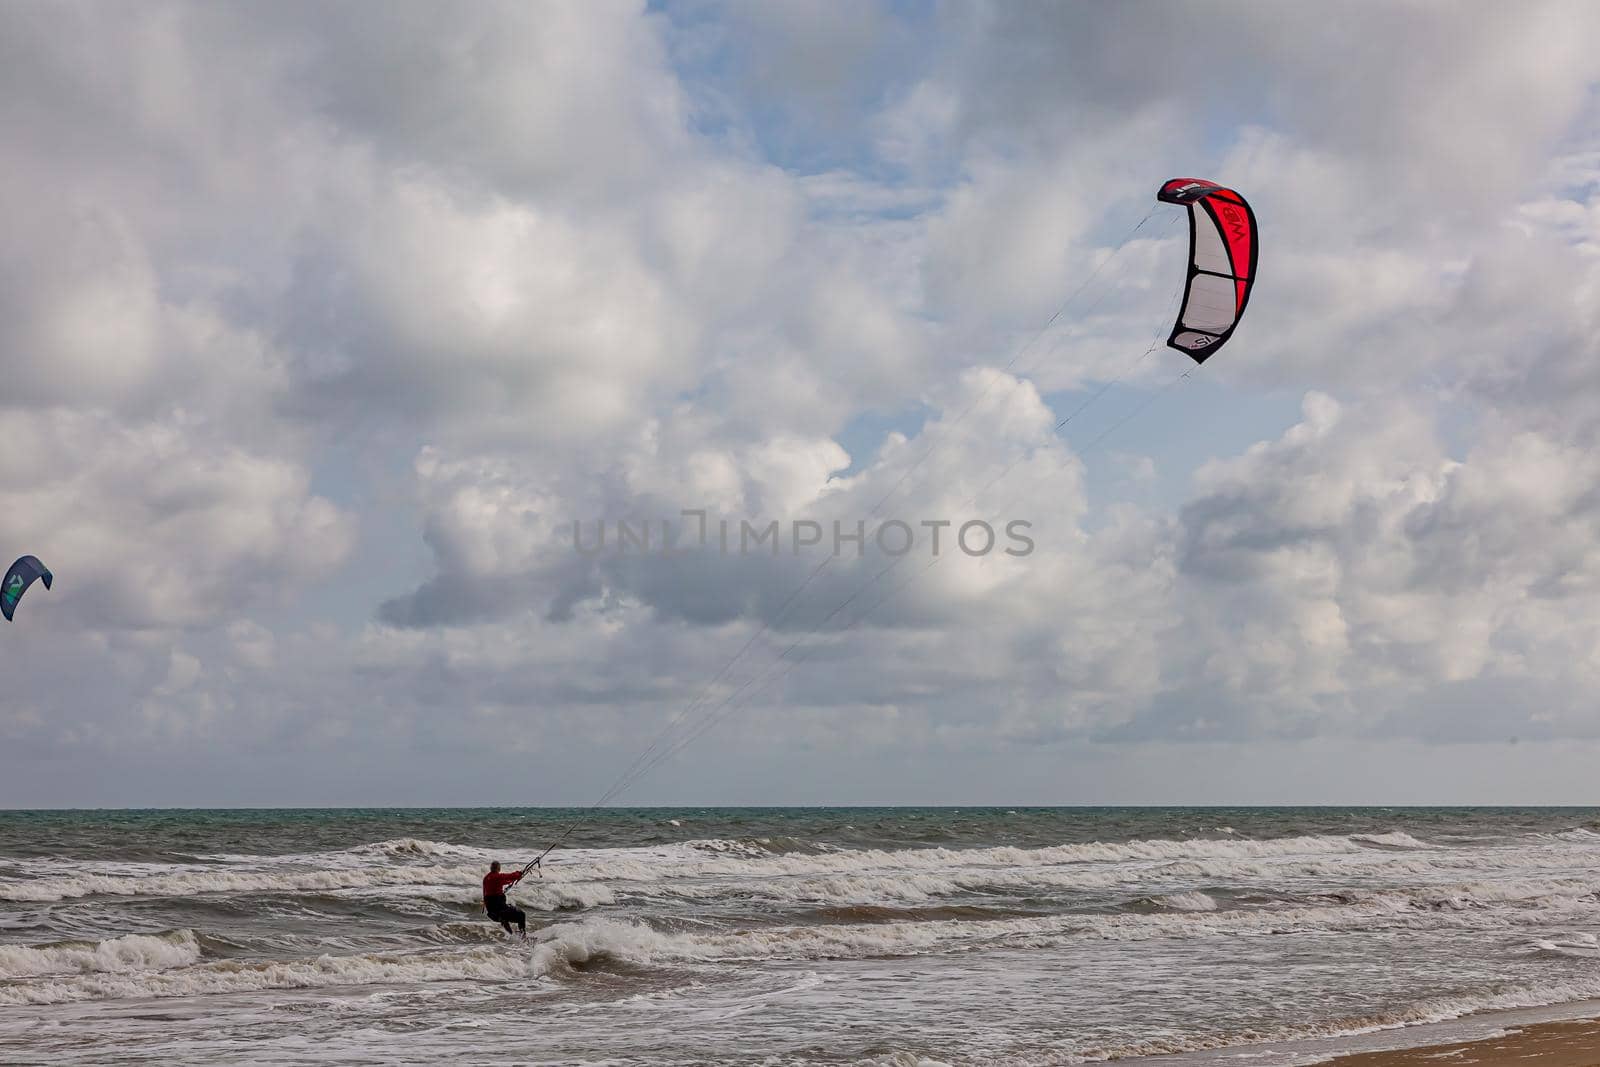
[0,930,201,980]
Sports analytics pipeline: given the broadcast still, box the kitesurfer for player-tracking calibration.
[482,861,527,938]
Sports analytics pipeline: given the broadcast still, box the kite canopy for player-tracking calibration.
[2,555,51,622]
[1157,178,1257,362]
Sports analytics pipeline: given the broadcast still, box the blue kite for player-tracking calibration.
[2,555,52,621]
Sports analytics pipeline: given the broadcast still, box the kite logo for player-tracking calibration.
[1221,204,1248,242]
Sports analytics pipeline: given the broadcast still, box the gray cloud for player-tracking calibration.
[3,2,1600,805]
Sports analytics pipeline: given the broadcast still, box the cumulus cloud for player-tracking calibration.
[3,1,1600,805]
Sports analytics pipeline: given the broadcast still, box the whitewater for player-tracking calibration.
[4,807,1600,1065]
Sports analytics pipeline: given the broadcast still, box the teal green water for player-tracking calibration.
[2,804,1592,860]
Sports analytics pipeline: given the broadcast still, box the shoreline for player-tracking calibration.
[1157,1002,1600,1067]
[1324,1017,1600,1067]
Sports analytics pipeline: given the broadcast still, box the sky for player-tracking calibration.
[3,1,1600,807]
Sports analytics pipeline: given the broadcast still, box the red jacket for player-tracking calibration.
[483,871,522,899]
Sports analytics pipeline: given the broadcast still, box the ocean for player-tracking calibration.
[4,807,1600,1065]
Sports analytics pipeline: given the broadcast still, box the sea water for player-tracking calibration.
[4,807,1600,1064]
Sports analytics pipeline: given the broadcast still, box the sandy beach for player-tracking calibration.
[1326,1018,1600,1067]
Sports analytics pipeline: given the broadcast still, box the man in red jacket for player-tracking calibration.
[482,861,527,938]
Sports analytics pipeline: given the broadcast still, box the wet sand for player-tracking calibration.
[1325,1018,1600,1067]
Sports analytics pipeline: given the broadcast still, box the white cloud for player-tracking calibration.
[0,410,354,629]
[3,2,1600,804]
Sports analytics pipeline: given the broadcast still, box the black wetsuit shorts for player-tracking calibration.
[484,893,526,930]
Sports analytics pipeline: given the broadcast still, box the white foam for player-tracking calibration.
[0,944,540,1006]
[362,879,617,912]
[855,1054,955,1067]
[554,831,1451,889]
[1155,891,1219,912]
[1533,931,1600,957]
[0,862,489,903]
[8,827,1592,916]
[0,930,201,979]
[1351,831,1437,850]
[188,837,498,866]
[1059,974,1600,1064]
[0,860,610,909]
